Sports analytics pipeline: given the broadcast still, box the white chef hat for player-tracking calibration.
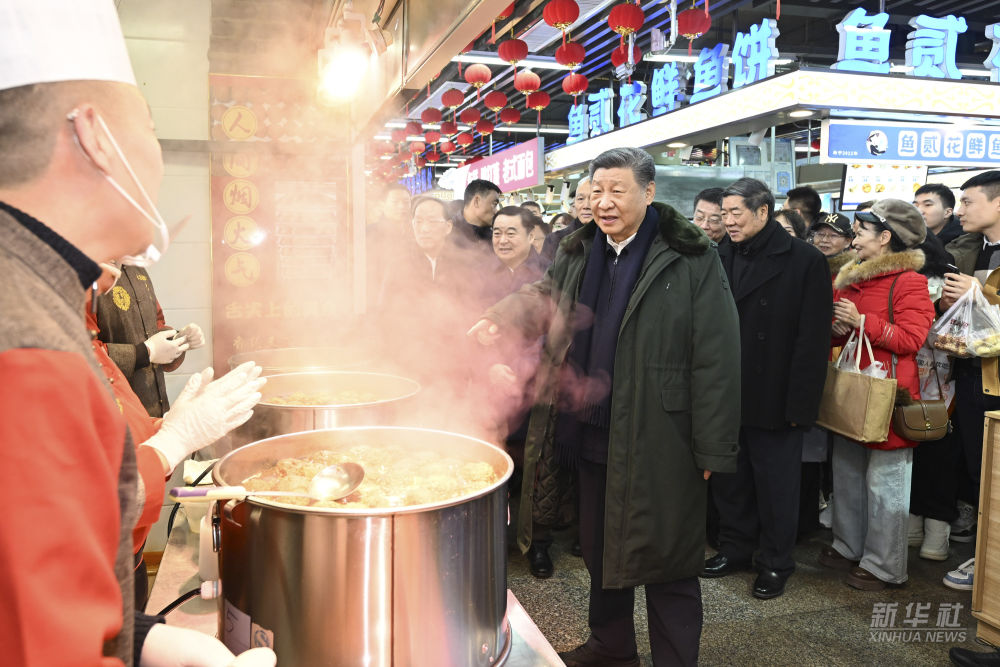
[0,0,136,92]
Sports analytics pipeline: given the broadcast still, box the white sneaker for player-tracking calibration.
[920,518,950,560]
[908,513,924,547]
[944,558,975,591]
[951,501,977,543]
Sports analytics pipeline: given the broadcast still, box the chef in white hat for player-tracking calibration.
[0,2,273,666]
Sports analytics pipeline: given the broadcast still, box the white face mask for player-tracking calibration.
[96,262,122,295]
[68,109,173,266]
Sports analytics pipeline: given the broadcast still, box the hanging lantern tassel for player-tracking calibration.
[776,0,780,20]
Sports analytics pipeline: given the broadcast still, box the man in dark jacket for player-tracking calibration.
[450,178,501,250]
[915,182,964,245]
[704,177,833,600]
[470,147,741,667]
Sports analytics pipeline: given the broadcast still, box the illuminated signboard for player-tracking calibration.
[565,11,998,143]
[821,119,1000,168]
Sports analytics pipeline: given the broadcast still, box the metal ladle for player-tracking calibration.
[170,463,365,503]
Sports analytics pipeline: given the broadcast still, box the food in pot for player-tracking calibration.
[265,389,379,405]
[242,444,499,508]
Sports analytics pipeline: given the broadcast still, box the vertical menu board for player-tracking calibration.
[209,74,352,371]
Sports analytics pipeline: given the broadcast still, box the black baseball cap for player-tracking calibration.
[812,212,854,237]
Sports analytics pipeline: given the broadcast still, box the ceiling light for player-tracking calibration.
[667,141,687,148]
[317,26,372,104]
[788,110,815,118]
[452,53,570,71]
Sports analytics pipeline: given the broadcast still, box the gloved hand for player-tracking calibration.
[139,623,277,667]
[177,323,206,350]
[146,329,189,364]
[144,361,265,471]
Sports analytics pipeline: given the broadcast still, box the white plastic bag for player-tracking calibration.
[835,316,886,378]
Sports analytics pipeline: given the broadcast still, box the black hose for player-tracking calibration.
[156,587,201,616]
[165,461,216,538]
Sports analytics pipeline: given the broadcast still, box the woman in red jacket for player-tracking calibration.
[817,200,936,591]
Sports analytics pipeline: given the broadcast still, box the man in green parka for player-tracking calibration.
[469,147,741,666]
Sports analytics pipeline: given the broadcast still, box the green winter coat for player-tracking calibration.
[485,201,741,589]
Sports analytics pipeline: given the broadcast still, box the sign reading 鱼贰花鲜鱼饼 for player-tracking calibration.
[563,12,1000,146]
[821,119,1000,168]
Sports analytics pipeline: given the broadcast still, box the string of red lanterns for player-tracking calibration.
[463,64,492,101]
[608,2,644,50]
[542,0,579,46]
[555,40,586,68]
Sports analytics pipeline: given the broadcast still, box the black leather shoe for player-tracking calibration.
[570,541,583,557]
[701,553,751,578]
[752,570,787,599]
[527,543,553,579]
[558,644,640,667]
[950,647,1000,666]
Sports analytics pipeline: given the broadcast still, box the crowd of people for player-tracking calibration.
[369,154,1000,665]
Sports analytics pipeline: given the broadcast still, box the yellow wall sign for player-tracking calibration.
[221,105,257,141]
[223,153,260,178]
[223,216,262,251]
[223,179,260,215]
[224,252,261,287]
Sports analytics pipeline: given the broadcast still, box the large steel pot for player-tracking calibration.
[213,427,514,666]
[227,371,420,451]
[228,347,373,376]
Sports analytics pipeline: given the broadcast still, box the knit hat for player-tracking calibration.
[0,1,136,92]
[855,199,926,249]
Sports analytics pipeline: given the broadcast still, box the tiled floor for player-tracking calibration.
[508,529,986,666]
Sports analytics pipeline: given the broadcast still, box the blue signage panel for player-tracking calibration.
[823,119,1000,167]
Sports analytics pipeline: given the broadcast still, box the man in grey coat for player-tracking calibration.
[470,147,741,666]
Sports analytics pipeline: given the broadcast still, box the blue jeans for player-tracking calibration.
[830,436,912,584]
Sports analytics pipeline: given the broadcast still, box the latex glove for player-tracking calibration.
[488,363,519,397]
[139,623,276,667]
[178,322,206,350]
[146,329,189,364]
[145,361,265,471]
[467,318,501,346]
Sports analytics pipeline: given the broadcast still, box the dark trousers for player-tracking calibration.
[712,426,803,575]
[578,457,702,666]
[952,366,1000,506]
[910,429,959,522]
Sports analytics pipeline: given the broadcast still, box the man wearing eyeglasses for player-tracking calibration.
[692,187,726,243]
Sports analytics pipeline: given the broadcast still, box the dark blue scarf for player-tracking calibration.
[555,205,660,468]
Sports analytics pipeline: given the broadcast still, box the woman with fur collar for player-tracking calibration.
[817,199,936,592]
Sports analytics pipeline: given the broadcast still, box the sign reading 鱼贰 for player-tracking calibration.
[823,119,1000,168]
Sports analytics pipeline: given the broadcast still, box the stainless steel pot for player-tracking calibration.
[226,371,420,452]
[213,427,514,666]
[228,347,373,376]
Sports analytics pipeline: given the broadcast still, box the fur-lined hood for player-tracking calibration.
[834,249,925,289]
[562,201,711,257]
[827,250,857,276]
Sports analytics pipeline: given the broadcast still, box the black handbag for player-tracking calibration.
[888,276,951,442]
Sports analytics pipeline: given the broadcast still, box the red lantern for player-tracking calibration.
[497,38,528,73]
[526,91,550,124]
[440,140,457,155]
[409,141,426,153]
[390,128,407,143]
[610,44,642,68]
[484,90,508,122]
[476,119,495,136]
[514,70,541,96]
[405,121,422,136]
[421,108,442,124]
[459,108,481,125]
[464,64,492,100]
[492,2,515,42]
[441,88,464,122]
[398,151,410,164]
[425,151,441,163]
[543,0,580,45]
[677,7,712,55]
[562,72,589,104]
[440,120,458,135]
[455,131,475,152]
[424,131,441,144]
[375,141,395,156]
[498,106,521,125]
[555,41,586,69]
[414,156,427,168]
[608,3,645,49]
